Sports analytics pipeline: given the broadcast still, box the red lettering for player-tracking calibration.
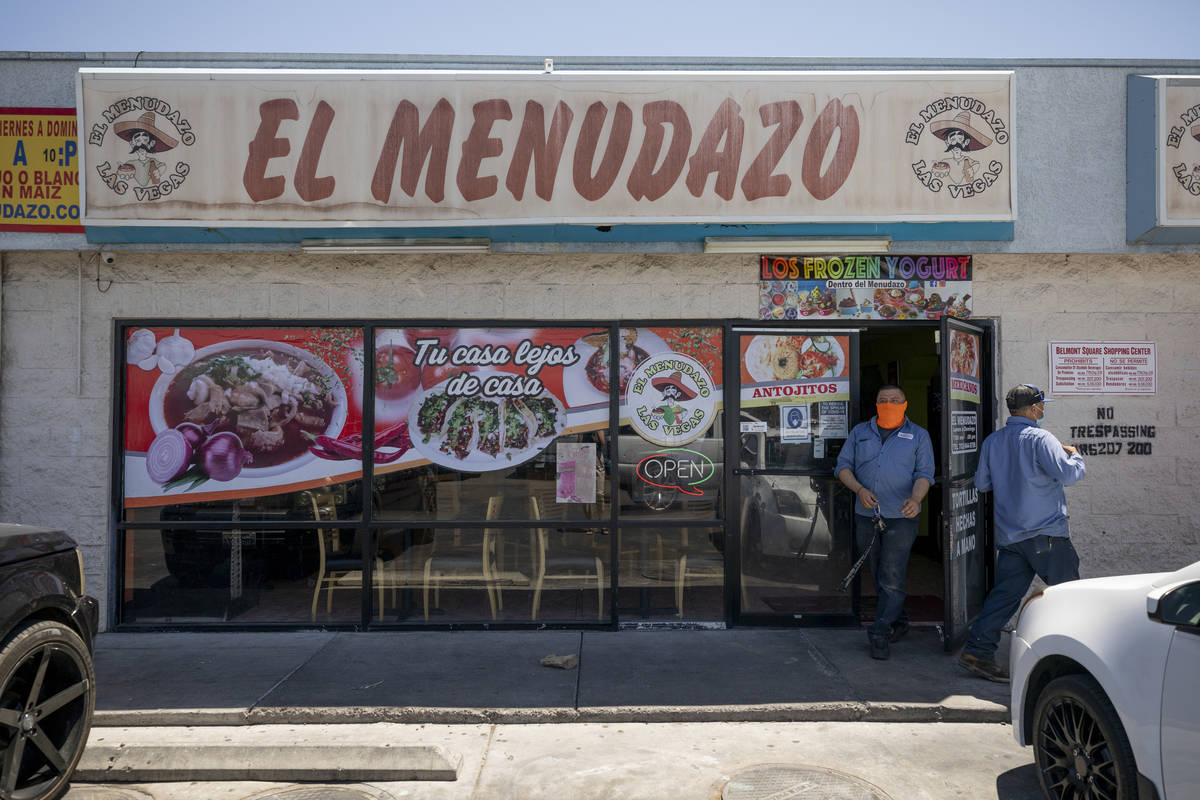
[801,99,859,201]
[685,98,743,200]
[243,99,297,202]
[294,100,336,202]
[573,101,632,201]
[506,100,574,201]
[741,101,802,201]
[371,98,455,203]
[457,99,512,202]
[627,101,691,202]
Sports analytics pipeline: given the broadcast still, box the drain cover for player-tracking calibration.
[248,789,394,800]
[723,765,893,800]
[65,790,153,800]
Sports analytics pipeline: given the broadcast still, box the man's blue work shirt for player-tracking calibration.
[835,417,935,519]
[974,416,1086,545]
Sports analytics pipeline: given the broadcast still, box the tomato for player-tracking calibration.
[403,328,457,352]
[375,344,421,400]
[421,361,477,389]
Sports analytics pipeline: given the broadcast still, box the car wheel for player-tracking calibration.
[1032,674,1138,800]
[0,620,95,800]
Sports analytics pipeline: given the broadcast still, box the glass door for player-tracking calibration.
[731,327,859,624]
[939,316,991,648]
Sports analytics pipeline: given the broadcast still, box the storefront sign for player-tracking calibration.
[948,328,981,402]
[1049,341,1156,395]
[758,255,973,320]
[951,411,978,455]
[626,353,717,447]
[740,333,851,407]
[123,324,724,506]
[634,447,716,497]
[0,107,83,232]
[78,70,1013,226]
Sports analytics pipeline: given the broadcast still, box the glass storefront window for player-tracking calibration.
[122,326,367,514]
[375,525,612,623]
[116,322,727,627]
[615,526,725,621]
[122,526,363,624]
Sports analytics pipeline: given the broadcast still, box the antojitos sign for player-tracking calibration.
[78,70,1013,226]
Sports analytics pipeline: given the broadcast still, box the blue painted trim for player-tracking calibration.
[85,221,1014,245]
[1127,75,1161,243]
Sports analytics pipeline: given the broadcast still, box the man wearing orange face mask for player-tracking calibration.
[835,385,935,660]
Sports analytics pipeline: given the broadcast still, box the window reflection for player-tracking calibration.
[122,526,362,624]
[615,526,724,621]
[375,431,610,521]
[373,525,612,623]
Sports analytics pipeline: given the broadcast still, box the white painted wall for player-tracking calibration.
[1,250,1198,628]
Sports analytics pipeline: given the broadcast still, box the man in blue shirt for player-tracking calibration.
[959,384,1086,682]
[836,385,935,660]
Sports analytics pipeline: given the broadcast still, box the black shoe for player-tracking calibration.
[869,636,890,660]
[889,620,910,643]
[958,652,1010,683]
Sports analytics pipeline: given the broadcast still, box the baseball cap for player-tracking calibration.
[1006,384,1054,410]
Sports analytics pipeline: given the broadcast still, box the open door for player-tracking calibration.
[939,316,990,650]
[730,326,860,625]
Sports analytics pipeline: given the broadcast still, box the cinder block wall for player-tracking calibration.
[2,249,1197,628]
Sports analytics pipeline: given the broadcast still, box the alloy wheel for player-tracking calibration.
[0,640,92,800]
[1035,693,1120,800]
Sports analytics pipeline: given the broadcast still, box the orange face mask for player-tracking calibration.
[876,401,908,429]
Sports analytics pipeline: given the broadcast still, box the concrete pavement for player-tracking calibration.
[91,627,1011,727]
[72,720,1043,799]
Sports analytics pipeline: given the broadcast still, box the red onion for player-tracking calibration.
[199,432,253,482]
[146,429,194,485]
[175,422,207,451]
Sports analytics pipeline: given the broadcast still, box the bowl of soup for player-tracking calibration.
[148,340,347,477]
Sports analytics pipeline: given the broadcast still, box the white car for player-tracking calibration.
[1010,559,1200,800]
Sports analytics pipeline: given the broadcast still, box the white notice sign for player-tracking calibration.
[1049,341,1156,395]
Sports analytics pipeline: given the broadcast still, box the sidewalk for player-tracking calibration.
[92,626,1011,727]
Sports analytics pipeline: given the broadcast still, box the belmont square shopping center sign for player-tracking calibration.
[77,69,1013,227]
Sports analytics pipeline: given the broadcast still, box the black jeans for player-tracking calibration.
[963,534,1080,660]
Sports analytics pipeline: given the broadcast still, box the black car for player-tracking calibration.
[0,524,98,800]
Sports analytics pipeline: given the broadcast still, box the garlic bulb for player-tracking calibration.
[127,328,158,370]
[156,329,195,372]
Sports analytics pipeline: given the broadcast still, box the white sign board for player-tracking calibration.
[78,69,1014,227]
[1049,341,1157,395]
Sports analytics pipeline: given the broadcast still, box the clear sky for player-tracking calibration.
[2,0,1198,61]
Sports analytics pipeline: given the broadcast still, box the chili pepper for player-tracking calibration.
[314,435,363,460]
[308,445,347,460]
[374,448,410,464]
[375,422,410,447]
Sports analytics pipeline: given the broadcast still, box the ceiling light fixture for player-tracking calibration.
[300,238,491,254]
[703,236,892,255]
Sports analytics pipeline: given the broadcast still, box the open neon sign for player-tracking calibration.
[634,448,716,497]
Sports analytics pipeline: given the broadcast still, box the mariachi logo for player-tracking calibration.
[87,100,194,201]
[1165,103,1200,196]
[626,353,716,447]
[905,99,1008,199]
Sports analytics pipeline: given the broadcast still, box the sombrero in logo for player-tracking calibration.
[1191,123,1200,143]
[651,371,697,400]
[930,110,993,151]
[113,111,179,152]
